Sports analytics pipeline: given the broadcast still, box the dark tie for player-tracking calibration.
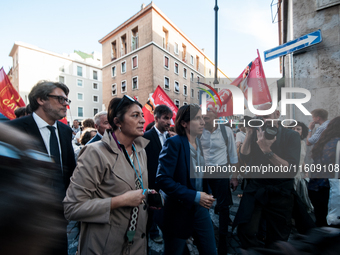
[47,126,61,168]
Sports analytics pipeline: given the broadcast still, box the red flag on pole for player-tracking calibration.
[206,50,271,117]
[230,50,272,105]
[0,67,25,119]
[142,85,178,129]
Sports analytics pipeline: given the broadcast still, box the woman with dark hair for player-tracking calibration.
[308,116,340,227]
[289,121,314,212]
[64,95,150,254]
[156,104,217,255]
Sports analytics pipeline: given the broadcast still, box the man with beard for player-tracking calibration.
[143,104,174,245]
[6,81,76,255]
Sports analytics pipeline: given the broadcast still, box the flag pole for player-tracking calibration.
[213,0,219,85]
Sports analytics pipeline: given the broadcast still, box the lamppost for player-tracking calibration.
[214,0,219,85]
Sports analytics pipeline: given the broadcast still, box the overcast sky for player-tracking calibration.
[0,0,281,78]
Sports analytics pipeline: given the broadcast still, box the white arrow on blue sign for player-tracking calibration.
[264,30,322,62]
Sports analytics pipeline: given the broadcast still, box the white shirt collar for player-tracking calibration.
[32,112,58,129]
[154,126,168,137]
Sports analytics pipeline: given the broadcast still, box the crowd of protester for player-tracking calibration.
[1,80,340,255]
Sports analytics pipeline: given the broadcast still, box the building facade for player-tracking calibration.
[99,2,228,109]
[8,42,103,123]
[277,0,340,122]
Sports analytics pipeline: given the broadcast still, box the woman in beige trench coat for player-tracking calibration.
[64,96,149,255]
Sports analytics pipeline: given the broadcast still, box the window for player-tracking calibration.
[93,95,98,103]
[77,93,83,101]
[197,76,200,83]
[132,55,138,69]
[174,81,179,93]
[112,84,117,96]
[174,99,180,108]
[174,42,179,55]
[191,88,194,98]
[162,27,169,50]
[182,44,187,62]
[77,66,83,76]
[132,76,138,90]
[164,77,170,90]
[59,66,64,72]
[77,79,83,87]
[59,76,65,83]
[190,55,194,65]
[121,61,126,73]
[131,26,138,51]
[190,72,194,82]
[93,70,98,80]
[164,56,169,69]
[121,80,127,93]
[196,56,199,71]
[183,102,188,106]
[93,83,98,90]
[209,68,212,76]
[112,66,116,77]
[111,40,117,60]
[183,85,187,96]
[197,91,200,100]
[174,62,179,74]
[121,34,127,56]
[78,107,83,117]
[183,68,187,79]
[93,108,99,116]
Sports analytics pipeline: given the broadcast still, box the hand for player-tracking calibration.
[256,129,276,153]
[245,126,254,134]
[123,189,146,207]
[199,192,215,209]
[148,189,162,210]
[308,121,315,130]
[230,178,238,192]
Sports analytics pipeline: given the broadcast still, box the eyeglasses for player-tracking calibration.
[47,95,71,105]
[116,95,136,113]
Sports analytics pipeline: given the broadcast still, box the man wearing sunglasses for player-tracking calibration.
[6,80,76,255]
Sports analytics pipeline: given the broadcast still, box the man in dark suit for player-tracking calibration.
[143,105,173,244]
[86,111,111,145]
[6,81,76,255]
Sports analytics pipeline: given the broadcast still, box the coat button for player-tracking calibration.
[141,233,145,238]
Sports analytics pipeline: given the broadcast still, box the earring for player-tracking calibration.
[119,127,121,132]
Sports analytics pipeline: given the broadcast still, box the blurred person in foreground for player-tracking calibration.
[308,116,340,227]
[0,123,66,255]
[6,81,75,254]
[156,104,217,255]
[64,95,155,255]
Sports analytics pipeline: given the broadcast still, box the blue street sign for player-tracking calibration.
[264,30,322,62]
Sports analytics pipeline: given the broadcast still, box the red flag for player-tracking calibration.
[142,85,178,129]
[206,88,234,117]
[230,50,272,106]
[206,50,271,117]
[58,117,68,125]
[0,67,25,119]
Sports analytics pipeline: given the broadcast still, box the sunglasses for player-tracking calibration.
[47,94,71,104]
[116,95,136,113]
